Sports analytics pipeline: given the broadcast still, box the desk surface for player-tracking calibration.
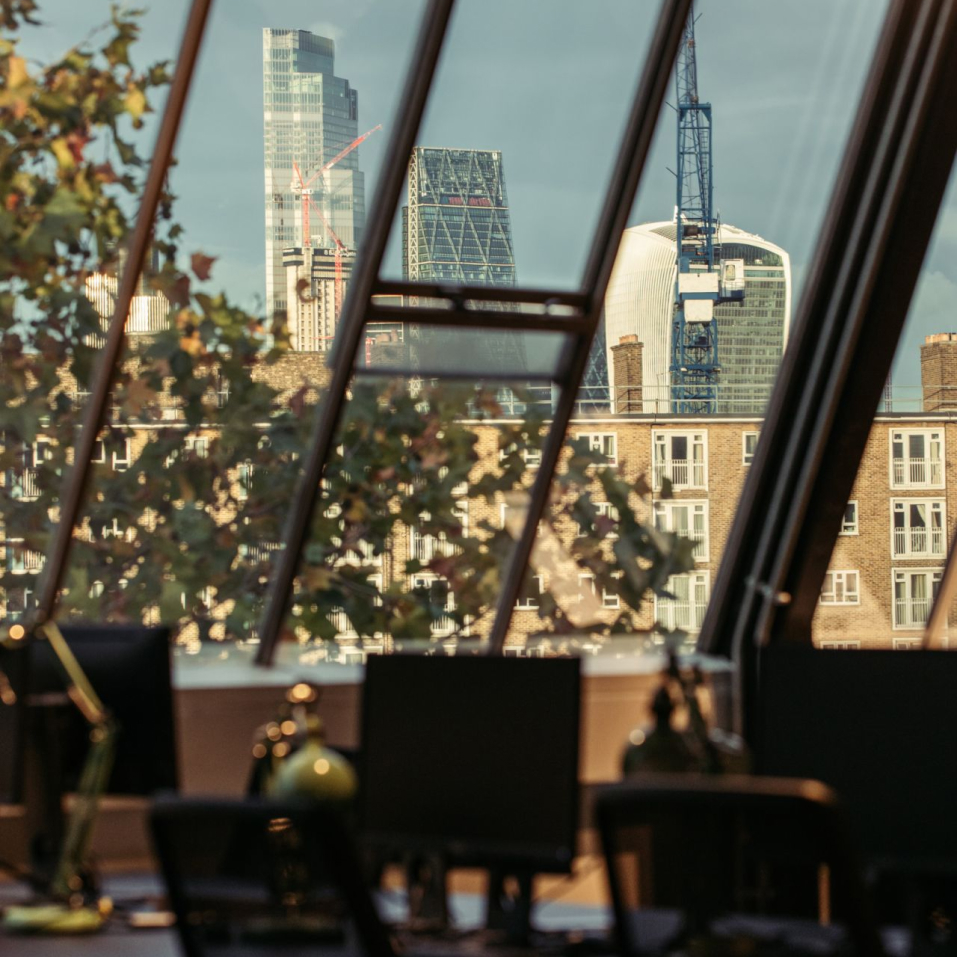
[0,873,610,957]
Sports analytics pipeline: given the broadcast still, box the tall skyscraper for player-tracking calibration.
[604,221,791,414]
[263,29,365,328]
[403,148,516,286]
[400,148,525,376]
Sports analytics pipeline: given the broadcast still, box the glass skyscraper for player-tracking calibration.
[403,148,516,286]
[401,148,525,376]
[263,29,365,326]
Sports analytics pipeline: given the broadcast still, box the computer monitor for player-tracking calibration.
[756,644,957,872]
[27,623,178,796]
[360,654,581,873]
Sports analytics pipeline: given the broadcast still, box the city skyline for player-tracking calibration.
[18,1,955,388]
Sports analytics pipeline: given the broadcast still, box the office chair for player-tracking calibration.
[596,774,885,957]
[150,795,395,957]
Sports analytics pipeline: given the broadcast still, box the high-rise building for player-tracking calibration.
[400,148,525,375]
[263,29,365,327]
[403,148,516,287]
[604,221,791,414]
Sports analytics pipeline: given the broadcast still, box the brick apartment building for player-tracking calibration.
[5,334,957,654]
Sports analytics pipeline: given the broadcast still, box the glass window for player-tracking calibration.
[840,501,859,536]
[820,571,860,606]
[742,431,759,466]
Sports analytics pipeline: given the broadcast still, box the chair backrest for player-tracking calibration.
[150,795,396,957]
[596,774,884,957]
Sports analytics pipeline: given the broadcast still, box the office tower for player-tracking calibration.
[401,147,524,375]
[403,148,516,286]
[263,29,365,328]
[604,221,791,414]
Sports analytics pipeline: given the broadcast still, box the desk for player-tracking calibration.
[0,872,611,957]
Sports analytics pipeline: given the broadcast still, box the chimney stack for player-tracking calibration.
[921,333,957,412]
[612,335,643,414]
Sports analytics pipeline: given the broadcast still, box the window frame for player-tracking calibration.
[653,499,710,562]
[892,567,944,631]
[890,497,945,559]
[819,569,861,606]
[840,501,859,536]
[742,431,759,467]
[889,428,944,489]
[652,429,708,491]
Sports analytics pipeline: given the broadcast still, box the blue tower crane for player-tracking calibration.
[670,9,744,414]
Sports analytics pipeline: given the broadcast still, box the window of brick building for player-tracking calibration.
[655,572,709,633]
[890,429,944,489]
[742,431,758,466]
[892,569,943,629]
[840,501,859,536]
[820,570,860,605]
[653,500,709,562]
[653,431,707,490]
[891,499,945,559]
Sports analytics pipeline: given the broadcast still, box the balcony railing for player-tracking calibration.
[656,597,708,633]
[410,532,458,563]
[7,468,40,501]
[893,526,945,557]
[6,544,44,574]
[895,596,932,629]
[653,459,705,489]
[892,456,943,487]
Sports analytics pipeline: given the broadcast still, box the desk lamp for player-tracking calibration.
[2,621,116,934]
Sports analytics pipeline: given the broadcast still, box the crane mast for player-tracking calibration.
[670,9,742,414]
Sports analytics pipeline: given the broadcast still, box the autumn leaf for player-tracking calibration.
[7,54,28,88]
[123,86,147,124]
[190,251,216,282]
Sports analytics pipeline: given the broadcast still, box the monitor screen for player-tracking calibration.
[360,655,581,873]
[29,623,177,796]
[757,645,957,870]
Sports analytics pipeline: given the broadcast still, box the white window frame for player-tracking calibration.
[840,501,859,536]
[892,638,923,650]
[890,498,946,559]
[819,570,860,605]
[892,568,944,630]
[574,501,620,539]
[742,431,759,466]
[889,428,944,489]
[576,432,618,467]
[654,572,710,633]
[652,430,708,490]
[515,574,544,610]
[93,436,131,471]
[577,573,620,610]
[653,500,709,562]
[499,442,542,469]
[819,640,861,650]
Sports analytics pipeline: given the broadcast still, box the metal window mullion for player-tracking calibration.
[254,0,456,665]
[485,0,693,655]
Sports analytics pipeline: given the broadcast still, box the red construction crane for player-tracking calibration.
[290,124,381,250]
[305,196,347,320]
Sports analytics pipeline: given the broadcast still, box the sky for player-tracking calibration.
[17,0,957,389]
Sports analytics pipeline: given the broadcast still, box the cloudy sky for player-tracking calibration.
[20,0,957,389]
